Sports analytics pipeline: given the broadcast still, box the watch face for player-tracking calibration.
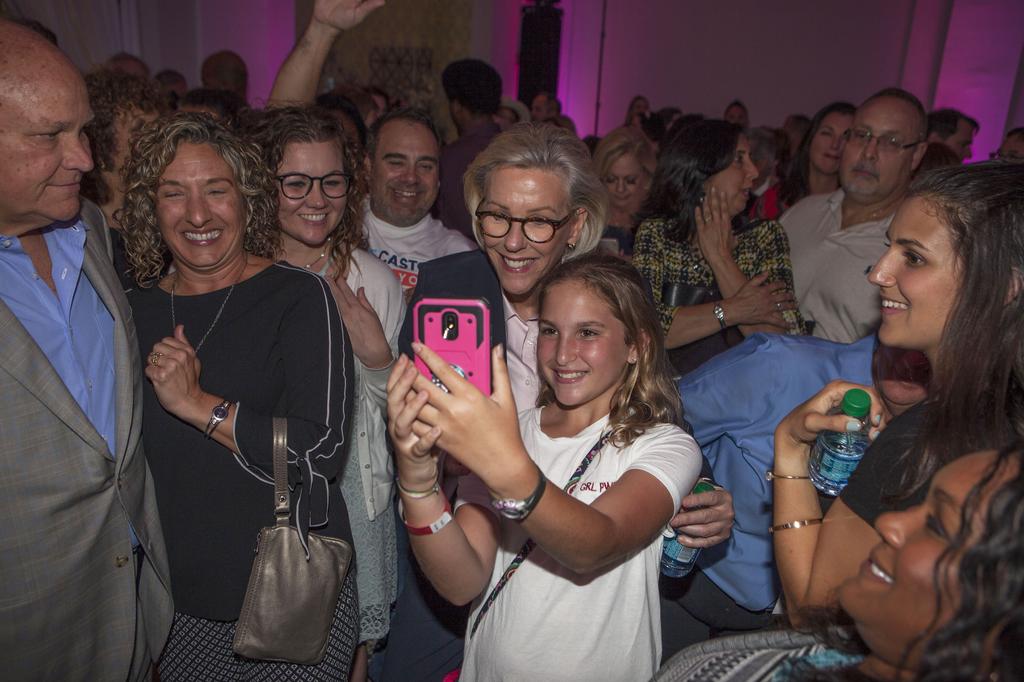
[212,404,229,420]
[491,499,526,520]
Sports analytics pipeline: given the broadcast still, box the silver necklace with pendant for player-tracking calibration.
[170,277,237,354]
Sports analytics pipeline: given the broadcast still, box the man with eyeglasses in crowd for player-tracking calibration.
[363,108,477,298]
[781,87,927,343]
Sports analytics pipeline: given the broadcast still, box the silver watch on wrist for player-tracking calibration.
[713,302,727,329]
[490,470,547,521]
[204,400,233,438]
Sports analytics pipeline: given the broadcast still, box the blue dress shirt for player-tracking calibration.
[678,333,875,611]
[0,222,117,457]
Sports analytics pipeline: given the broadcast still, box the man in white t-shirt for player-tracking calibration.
[363,108,476,294]
[782,88,927,343]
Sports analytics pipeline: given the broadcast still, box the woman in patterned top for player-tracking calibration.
[633,120,804,374]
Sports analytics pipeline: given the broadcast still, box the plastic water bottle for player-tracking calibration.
[660,480,716,577]
[808,388,872,496]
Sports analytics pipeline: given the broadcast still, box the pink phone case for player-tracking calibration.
[412,298,492,395]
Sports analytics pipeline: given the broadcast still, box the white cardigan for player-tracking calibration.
[343,249,406,519]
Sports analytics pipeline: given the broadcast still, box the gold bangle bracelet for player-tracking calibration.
[769,518,823,534]
[397,479,440,498]
[766,469,810,480]
[397,466,441,498]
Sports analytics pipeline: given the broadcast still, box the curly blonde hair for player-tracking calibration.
[536,253,684,447]
[245,105,366,277]
[118,112,280,286]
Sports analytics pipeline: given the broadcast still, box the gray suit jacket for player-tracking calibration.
[0,204,173,681]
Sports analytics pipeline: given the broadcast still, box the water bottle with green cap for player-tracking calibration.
[808,388,872,496]
[660,480,717,577]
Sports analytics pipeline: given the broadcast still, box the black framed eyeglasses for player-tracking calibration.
[842,128,922,154]
[474,204,578,244]
[276,172,352,200]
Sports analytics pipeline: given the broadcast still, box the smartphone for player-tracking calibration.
[412,298,491,395]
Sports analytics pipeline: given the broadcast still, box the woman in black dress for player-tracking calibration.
[119,112,357,680]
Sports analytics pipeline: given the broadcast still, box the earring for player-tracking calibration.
[567,242,576,251]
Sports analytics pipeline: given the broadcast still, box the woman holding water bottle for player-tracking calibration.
[770,162,1024,617]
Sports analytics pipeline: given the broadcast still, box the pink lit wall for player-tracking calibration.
[139,0,294,105]
[931,0,1024,161]
[551,0,919,136]
[471,0,524,100]
[475,0,1024,155]
[196,0,294,106]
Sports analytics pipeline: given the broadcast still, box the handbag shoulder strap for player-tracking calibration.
[469,430,610,637]
[272,417,290,525]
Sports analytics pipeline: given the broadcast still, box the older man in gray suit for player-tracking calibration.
[0,20,172,681]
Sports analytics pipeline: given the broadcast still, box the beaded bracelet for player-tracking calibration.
[769,518,823,534]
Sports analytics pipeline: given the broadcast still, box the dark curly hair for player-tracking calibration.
[794,442,1024,681]
[81,69,162,207]
[118,112,280,286]
[638,119,743,243]
[245,105,367,277]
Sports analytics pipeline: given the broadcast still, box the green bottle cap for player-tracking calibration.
[841,388,871,419]
[692,480,716,495]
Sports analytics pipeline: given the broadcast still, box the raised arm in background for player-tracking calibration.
[268,0,385,106]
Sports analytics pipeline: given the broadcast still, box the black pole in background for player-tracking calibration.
[593,0,608,135]
[517,1,563,107]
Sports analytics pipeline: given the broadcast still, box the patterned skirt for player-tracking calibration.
[158,572,359,681]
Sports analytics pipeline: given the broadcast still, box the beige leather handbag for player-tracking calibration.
[233,418,353,664]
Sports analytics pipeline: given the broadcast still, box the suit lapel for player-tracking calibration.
[80,209,135,467]
[0,299,110,455]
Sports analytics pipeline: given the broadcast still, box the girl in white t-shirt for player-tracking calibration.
[386,253,702,681]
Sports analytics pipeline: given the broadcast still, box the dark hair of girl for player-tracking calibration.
[535,253,684,446]
[794,442,1024,681]
[899,162,1024,497]
[778,101,855,208]
[638,119,742,243]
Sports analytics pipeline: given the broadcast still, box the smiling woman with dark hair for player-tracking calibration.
[771,162,1024,626]
[658,443,1024,681]
[776,102,855,211]
[633,119,804,375]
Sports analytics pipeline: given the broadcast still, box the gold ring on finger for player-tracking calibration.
[148,351,163,367]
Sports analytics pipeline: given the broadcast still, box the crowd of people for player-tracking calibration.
[2,1,1024,681]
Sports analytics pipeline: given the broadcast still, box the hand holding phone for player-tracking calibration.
[412,298,492,395]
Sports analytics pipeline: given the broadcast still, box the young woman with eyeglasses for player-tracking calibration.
[248,105,407,677]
